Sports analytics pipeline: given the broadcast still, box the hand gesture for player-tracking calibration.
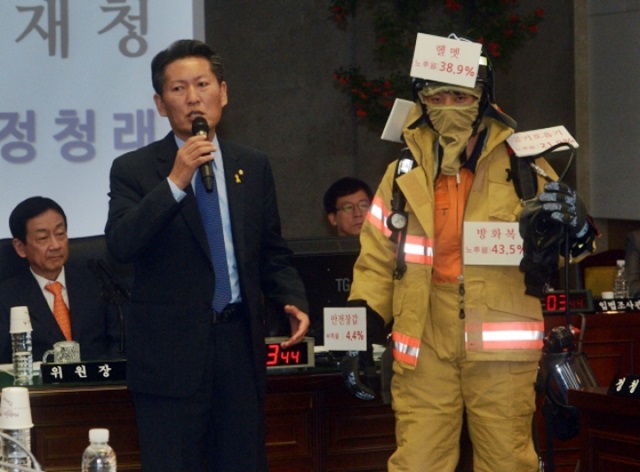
[281,305,310,349]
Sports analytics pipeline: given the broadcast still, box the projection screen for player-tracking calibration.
[0,0,204,238]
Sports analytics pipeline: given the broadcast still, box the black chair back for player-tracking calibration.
[0,235,133,292]
[0,238,29,282]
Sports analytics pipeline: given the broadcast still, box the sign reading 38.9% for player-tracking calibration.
[410,33,482,88]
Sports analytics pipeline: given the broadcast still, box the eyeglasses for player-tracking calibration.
[337,201,371,213]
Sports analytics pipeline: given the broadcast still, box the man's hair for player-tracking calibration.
[151,39,225,95]
[9,196,67,243]
[323,177,373,214]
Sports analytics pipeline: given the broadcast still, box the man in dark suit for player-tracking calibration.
[0,197,121,363]
[105,39,310,471]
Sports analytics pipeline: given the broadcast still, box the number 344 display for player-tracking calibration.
[264,337,315,371]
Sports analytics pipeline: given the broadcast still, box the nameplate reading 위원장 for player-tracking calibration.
[40,359,126,385]
[463,222,522,266]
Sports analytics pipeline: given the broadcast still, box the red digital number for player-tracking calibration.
[281,350,290,364]
[266,343,306,367]
[290,350,300,364]
[572,297,586,309]
[266,344,279,366]
[556,294,567,311]
[545,293,566,312]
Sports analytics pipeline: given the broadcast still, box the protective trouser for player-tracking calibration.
[388,284,540,471]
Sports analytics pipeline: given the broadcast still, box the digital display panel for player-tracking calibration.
[265,337,314,370]
[542,290,594,314]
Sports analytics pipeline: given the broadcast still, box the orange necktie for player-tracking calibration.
[45,282,72,341]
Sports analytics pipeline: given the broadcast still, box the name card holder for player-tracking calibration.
[595,297,640,313]
[40,359,126,385]
[608,374,640,399]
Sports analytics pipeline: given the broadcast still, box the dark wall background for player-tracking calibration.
[204,0,575,239]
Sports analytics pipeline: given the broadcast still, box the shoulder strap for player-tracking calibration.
[390,148,415,217]
[389,148,416,279]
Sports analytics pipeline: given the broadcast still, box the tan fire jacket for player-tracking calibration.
[349,102,557,370]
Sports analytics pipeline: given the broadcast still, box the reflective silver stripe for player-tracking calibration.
[404,241,433,257]
[482,330,545,342]
[393,339,420,359]
[369,202,385,221]
[466,321,545,351]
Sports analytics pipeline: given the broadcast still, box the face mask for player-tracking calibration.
[426,103,479,176]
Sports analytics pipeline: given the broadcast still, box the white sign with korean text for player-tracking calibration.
[410,33,481,88]
[0,0,203,238]
[464,222,523,266]
[323,307,367,351]
[506,125,579,157]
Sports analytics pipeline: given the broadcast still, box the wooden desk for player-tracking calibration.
[30,385,139,471]
[266,371,395,472]
[540,311,640,471]
[25,372,396,472]
[568,387,640,471]
[19,310,640,471]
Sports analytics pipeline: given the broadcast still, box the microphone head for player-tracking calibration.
[191,116,209,136]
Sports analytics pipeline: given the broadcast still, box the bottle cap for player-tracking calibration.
[89,428,109,443]
[601,291,614,300]
[9,307,32,334]
[0,387,33,429]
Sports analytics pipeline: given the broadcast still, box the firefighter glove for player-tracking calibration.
[536,181,588,240]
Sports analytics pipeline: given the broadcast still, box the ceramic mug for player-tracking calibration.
[42,340,81,364]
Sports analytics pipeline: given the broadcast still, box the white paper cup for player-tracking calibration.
[601,291,614,300]
[9,307,32,334]
[0,386,33,429]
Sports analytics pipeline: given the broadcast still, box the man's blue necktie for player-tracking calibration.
[195,167,232,312]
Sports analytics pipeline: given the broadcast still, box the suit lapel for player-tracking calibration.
[155,133,179,183]
[219,140,246,266]
[182,185,211,261]
[65,264,99,337]
[155,133,211,260]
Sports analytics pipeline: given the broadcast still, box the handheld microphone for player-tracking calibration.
[192,116,214,192]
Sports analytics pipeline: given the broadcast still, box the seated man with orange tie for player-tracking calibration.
[0,197,121,363]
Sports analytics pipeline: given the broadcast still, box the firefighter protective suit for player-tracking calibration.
[349,98,557,471]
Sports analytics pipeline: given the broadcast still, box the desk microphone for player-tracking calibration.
[88,258,129,356]
[192,116,214,192]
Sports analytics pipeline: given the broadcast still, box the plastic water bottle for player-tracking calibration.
[614,259,629,299]
[9,307,33,385]
[9,306,33,386]
[81,428,117,472]
[10,331,32,386]
[1,428,32,471]
[0,386,34,472]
